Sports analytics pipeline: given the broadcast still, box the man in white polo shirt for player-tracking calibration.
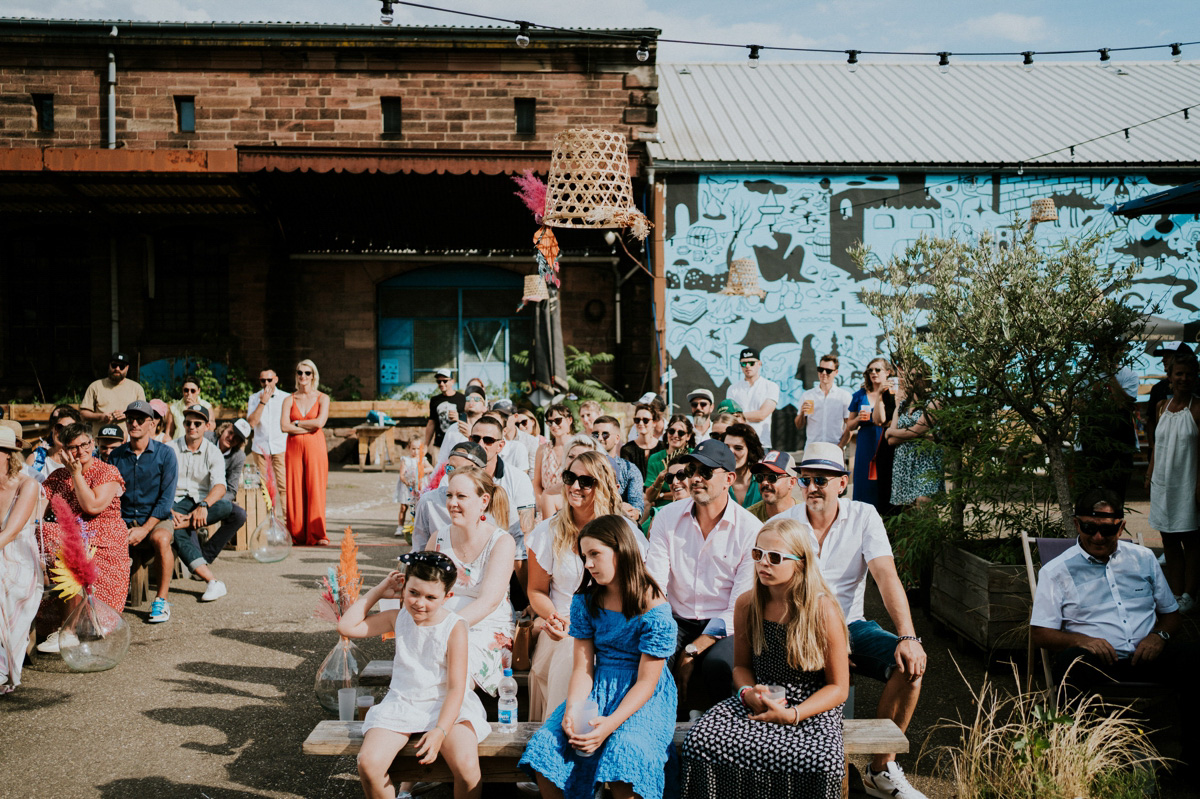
[647,438,762,716]
[726,347,780,449]
[247,368,289,518]
[779,441,928,799]
[795,353,853,445]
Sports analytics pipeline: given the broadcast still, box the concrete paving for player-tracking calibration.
[1,466,1191,798]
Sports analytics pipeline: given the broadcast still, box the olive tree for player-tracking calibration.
[855,226,1143,536]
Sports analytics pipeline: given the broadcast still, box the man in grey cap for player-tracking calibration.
[745,449,799,521]
[169,404,233,604]
[687,388,715,443]
[647,438,762,715]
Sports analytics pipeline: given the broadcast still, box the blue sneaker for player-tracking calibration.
[148,597,171,623]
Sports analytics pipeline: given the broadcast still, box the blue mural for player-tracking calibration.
[663,173,1200,421]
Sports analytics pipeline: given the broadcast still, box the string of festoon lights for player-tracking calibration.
[376,0,1197,70]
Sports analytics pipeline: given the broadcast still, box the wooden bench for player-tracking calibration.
[304,717,907,799]
[361,660,529,690]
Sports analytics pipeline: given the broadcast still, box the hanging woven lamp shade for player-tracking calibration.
[542,128,651,240]
[523,274,550,303]
[720,259,767,299]
[1030,198,1058,224]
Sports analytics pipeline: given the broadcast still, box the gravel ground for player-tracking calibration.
[2,465,1193,799]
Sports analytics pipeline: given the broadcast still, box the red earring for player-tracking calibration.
[481,513,487,521]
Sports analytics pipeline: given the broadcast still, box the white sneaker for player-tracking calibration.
[1177,593,1196,614]
[394,525,406,537]
[36,631,60,653]
[863,761,928,799]
[201,580,227,602]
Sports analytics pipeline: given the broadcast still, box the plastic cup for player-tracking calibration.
[570,699,600,757]
[859,404,873,421]
[338,687,358,721]
[355,695,375,721]
[766,685,787,703]
[889,376,900,392]
[802,400,814,415]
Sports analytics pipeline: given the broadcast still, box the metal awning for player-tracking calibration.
[1110,180,1200,217]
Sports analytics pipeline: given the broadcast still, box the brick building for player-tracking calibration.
[0,19,661,402]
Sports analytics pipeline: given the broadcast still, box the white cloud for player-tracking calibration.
[954,12,1050,44]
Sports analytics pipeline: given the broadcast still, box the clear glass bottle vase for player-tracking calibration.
[59,590,131,673]
[314,636,365,713]
[250,514,292,563]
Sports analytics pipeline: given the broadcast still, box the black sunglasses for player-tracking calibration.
[634,416,653,424]
[109,361,128,369]
[296,369,313,376]
[470,434,499,446]
[398,550,457,573]
[690,400,710,408]
[184,420,205,428]
[1077,520,1123,537]
[798,475,835,487]
[561,471,598,489]
[666,470,688,483]
[515,418,530,427]
[259,378,275,384]
[710,432,726,442]
[816,366,835,374]
[754,471,787,484]
[667,428,689,437]
[592,431,613,441]
[683,462,716,481]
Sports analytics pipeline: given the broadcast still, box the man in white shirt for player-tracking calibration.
[169,405,231,604]
[726,347,780,449]
[246,368,289,517]
[490,400,532,477]
[795,353,853,446]
[471,416,536,587]
[778,441,928,799]
[647,439,762,714]
[688,388,715,443]
[437,385,487,466]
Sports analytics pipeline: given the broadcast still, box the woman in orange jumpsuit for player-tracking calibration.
[282,359,330,546]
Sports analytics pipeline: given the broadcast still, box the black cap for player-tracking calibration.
[125,399,157,419]
[683,439,736,472]
[111,352,130,365]
[465,385,486,400]
[447,441,488,468]
[1074,487,1124,519]
[97,426,124,442]
[738,347,760,362]
[182,403,210,422]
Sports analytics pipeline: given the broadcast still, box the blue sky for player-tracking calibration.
[0,0,1197,65]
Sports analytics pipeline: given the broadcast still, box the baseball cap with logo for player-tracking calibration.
[182,404,210,423]
[125,400,158,419]
[739,347,760,362]
[111,351,130,365]
[233,419,253,440]
[715,398,742,415]
[754,450,798,477]
[97,426,124,443]
[435,368,453,379]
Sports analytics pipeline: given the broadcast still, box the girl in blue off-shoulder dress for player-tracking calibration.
[520,514,678,799]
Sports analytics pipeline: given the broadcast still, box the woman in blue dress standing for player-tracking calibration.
[839,357,896,514]
[520,514,678,799]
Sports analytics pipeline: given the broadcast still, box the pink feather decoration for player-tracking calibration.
[52,495,97,593]
[512,170,548,223]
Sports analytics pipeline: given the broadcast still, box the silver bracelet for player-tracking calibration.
[897,635,922,644]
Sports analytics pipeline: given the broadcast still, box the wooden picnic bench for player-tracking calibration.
[303,717,908,799]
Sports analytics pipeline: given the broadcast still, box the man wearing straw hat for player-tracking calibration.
[727,347,779,449]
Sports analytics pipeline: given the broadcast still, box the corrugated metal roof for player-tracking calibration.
[650,61,1200,168]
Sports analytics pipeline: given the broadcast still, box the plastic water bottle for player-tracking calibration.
[497,668,518,732]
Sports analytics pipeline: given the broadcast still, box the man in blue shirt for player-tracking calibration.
[110,400,178,623]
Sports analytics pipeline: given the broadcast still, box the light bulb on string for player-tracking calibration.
[636,38,650,63]
[1171,43,1183,63]
[748,45,761,69]
[379,0,393,25]
[1070,145,1076,162]
[1124,128,1131,144]
[1186,108,1192,123]
[846,50,860,73]
[938,52,950,75]
[515,22,530,49]
[1022,51,1035,72]
[1017,166,1025,176]
[1099,48,1111,69]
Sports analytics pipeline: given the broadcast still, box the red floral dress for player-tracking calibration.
[40,462,130,613]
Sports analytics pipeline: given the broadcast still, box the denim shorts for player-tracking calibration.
[848,619,900,682]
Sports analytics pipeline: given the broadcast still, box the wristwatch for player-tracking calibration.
[1154,630,1170,642]
[684,643,700,657]
[198,501,209,509]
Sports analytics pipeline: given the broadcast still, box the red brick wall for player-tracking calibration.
[0,66,656,150]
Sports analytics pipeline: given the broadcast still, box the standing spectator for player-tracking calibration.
[746,450,799,521]
[727,348,780,450]
[840,357,897,514]
[588,416,645,519]
[169,405,231,603]
[95,426,125,463]
[204,419,251,556]
[438,385,487,465]
[246,368,289,515]
[80,352,146,436]
[1147,343,1186,458]
[424,368,466,461]
[647,439,763,715]
[534,404,574,521]
[167,375,214,439]
[109,400,177,624]
[24,404,81,483]
[0,426,42,689]
[795,354,853,446]
[1148,352,1200,613]
[723,422,765,509]
[688,389,715,443]
[621,402,665,479]
[282,359,330,547]
[578,400,603,436]
[886,365,944,510]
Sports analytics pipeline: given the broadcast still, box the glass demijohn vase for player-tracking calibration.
[58,591,131,673]
[314,636,365,713]
[250,514,292,563]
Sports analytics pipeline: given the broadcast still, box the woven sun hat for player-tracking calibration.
[797,442,848,475]
[720,259,767,299]
[522,274,550,303]
[542,129,651,240]
[0,425,24,452]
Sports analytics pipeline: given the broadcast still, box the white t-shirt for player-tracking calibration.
[778,499,894,624]
[798,385,853,445]
[527,515,647,615]
[247,389,290,456]
[499,437,533,476]
[727,376,781,449]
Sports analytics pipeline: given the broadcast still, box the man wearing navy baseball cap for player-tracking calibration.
[726,346,780,450]
[646,438,762,716]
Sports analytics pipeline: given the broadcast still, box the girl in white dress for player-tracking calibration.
[338,551,488,799]
[1149,354,1200,611]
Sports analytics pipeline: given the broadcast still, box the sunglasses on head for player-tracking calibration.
[798,475,835,488]
[398,550,456,574]
[683,462,716,481]
[470,434,499,446]
[751,547,804,565]
[666,470,688,484]
[561,470,598,489]
[1077,520,1123,537]
[817,366,835,375]
[754,471,787,484]
[54,421,72,430]
[296,369,313,376]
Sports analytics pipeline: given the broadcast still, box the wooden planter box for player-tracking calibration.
[929,544,1031,653]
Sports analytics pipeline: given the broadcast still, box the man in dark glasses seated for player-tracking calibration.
[1031,490,1195,713]
[777,440,929,799]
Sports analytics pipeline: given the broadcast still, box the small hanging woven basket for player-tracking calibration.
[720,259,767,299]
[543,128,651,240]
[523,274,550,303]
[1030,198,1058,224]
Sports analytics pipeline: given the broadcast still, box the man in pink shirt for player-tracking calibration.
[647,438,763,715]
